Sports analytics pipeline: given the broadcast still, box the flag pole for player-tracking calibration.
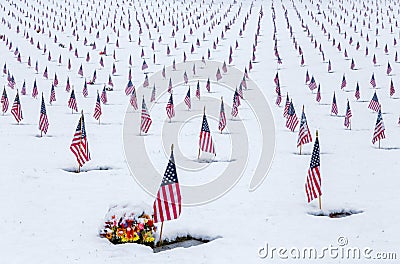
[300,105,305,155]
[98,90,101,125]
[77,110,83,173]
[318,196,322,210]
[158,221,164,247]
[220,96,223,134]
[72,85,74,114]
[198,107,205,159]
[158,144,174,247]
[2,86,4,116]
[316,130,322,210]
[40,92,43,137]
[140,95,144,136]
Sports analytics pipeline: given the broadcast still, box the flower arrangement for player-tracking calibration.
[100,206,157,247]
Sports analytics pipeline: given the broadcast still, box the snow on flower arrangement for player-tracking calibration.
[99,203,157,247]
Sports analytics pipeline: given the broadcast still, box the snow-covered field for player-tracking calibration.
[0,0,399,263]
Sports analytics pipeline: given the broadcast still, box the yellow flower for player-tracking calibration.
[117,228,125,237]
[145,236,155,243]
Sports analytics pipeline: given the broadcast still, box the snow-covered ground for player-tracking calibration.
[0,0,399,263]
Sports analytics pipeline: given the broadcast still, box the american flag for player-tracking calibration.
[8,75,15,89]
[78,64,83,76]
[286,101,299,132]
[368,92,380,112]
[305,70,310,83]
[140,97,152,134]
[387,62,392,75]
[216,68,222,81]
[370,73,376,88]
[390,79,395,97]
[93,91,102,120]
[108,75,114,87]
[305,132,322,203]
[183,71,188,84]
[21,81,26,95]
[43,67,48,79]
[355,82,360,100]
[184,87,191,110]
[142,60,148,70]
[222,61,227,73]
[274,72,279,87]
[150,85,156,102]
[162,66,166,78]
[199,111,216,155]
[350,59,355,70]
[283,93,290,117]
[372,108,385,144]
[54,73,58,87]
[328,60,332,72]
[166,94,175,120]
[11,90,23,123]
[143,75,149,88]
[49,84,56,104]
[70,112,91,167]
[344,100,352,129]
[237,83,244,99]
[101,87,107,104]
[218,98,226,132]
[206,78,211,92]
[241,76,247,90]
[308,76,317,90]
[66,77,71,92]
[297,107,312,147]
[112,63,116,75]
[196,81,200,99]
[92,70,97,83]
[68,89,78,112]
[316,84,321,102]
[276,90,282,106]
[153,147,181,223]
[231,89,240,117]
[1,87,9,113]
[83,81,88,97]
[39,93,49,134]
[331,92,338,115]
[168,78,173,93]
[32,80,38,98]
[341,75,347,89]
[125,79,134,95]
[130,88,138,110]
